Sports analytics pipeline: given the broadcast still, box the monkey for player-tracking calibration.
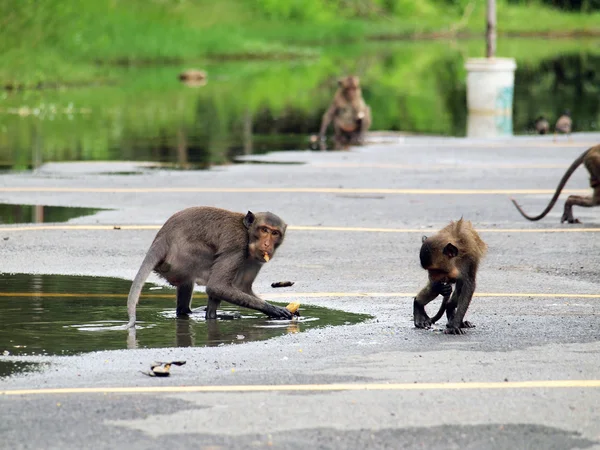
[511,145,600,224]
[414,219,487,335]
[534,116,549,135]
[127,207,293,329]
[318,75,372,150]
[554,110,572,141]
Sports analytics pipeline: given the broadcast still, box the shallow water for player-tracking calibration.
[0,203,103,224]
[0,39,598,170]
[0,273,370,359]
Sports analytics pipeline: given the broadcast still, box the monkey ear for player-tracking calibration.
[443,243,459,258]
[421,235,428,243]
[243,211,255,229]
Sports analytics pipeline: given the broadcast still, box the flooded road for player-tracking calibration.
[0,273,369,361]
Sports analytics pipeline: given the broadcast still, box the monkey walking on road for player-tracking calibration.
[318,75,371,150]
[127,207,293,329]
[511,145,600,224]
[414,219,487,335]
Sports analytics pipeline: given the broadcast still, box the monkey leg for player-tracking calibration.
[444,280,475,335]
[176,282,194,316]
[205,296,221,320]
[560,195,598,224]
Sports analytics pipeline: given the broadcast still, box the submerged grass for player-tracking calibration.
[1,0,599,86]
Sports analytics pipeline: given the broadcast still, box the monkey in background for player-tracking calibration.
[512,145,600,224]
[534,116,550,135]
[318,75,372,150]
[127,207,293,329]
[414,219,487,335]
[554,110,572,141]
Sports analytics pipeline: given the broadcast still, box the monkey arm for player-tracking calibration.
[206,253,292,320]
[413,282,439,329]
[318,104,337,138]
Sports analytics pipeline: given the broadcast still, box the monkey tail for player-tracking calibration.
[510,147,590,221]
[430,295,450,324]
[127,242,166,329]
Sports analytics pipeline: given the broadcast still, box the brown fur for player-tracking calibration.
[511,145,600,223]
[318,75,372,150]
[554,111,572,141]
[414,219,487,335]
[127,207,292,329]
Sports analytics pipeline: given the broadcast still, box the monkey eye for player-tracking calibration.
[260,226,269,234]
[272,231,281,237]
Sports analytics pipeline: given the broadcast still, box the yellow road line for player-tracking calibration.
[393,141,597,148]
[2,224,600,233]
[0,292,598,299]
[0,187,589,195]
[313,163,571,170]
[2,379,600,396]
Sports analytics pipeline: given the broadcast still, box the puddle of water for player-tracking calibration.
[0,361,46,379]
[0,203,103,224]
[0,273,370,362]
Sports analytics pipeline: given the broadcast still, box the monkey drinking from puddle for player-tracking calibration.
[511,145,600,224]
[318,75,371,150]
[414,219,487,335]
[127,207,292,329]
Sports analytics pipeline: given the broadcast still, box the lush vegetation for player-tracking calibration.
[1,39,598,169]
[1,0,600,87]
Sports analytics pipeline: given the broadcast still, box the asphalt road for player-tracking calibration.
[1,133,600,449]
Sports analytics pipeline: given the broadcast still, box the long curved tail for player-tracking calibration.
[127,242,165,329]
[511,147,590,221]
[430,294,449,324]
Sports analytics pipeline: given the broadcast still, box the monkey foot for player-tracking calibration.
[561,213,581,224]
[444,326,466,335]
[460,321,475,328]
[176,308,193,317]
[414,319,432,329]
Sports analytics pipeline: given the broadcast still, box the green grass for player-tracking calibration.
[1,0,599,87]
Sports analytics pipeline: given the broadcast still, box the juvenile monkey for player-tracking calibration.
[318,75,372,150]
[511,145,600,224]
[414,219,487,335]
[127,207,293,328]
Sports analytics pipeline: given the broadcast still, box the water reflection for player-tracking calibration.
[0,273,369,357]
[0,41,598,170]
[0,203,103,224]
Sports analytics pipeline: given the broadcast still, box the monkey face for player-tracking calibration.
[338,76,361,101]
[244,211,286,263]
[420,238,459,283]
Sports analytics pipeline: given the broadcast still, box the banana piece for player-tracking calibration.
[286,302,301,315]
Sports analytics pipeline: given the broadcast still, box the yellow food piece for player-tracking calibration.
[286,302,300,314]
[264,253,270,262]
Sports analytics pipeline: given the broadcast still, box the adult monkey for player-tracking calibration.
[127,207,293,329]
[318,75,372,150]
[511,145,600,224]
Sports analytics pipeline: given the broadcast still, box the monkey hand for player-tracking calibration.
[432,281,452,297]
[413,299,432,329]
[264,303,294,320]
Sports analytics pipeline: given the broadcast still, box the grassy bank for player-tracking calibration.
[1,0,600,87]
